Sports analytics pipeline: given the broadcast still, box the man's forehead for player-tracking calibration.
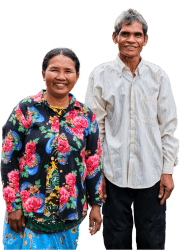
[120,22,143,33]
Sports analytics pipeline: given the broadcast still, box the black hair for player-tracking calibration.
[42,48,80,74]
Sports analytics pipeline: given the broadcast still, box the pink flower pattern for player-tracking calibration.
[86,154,100,173]
[65,173,76,187]
[20,190,30,202]
[3,138,13,152]
[59,187,70,206]
[3,186,16,203]
[57,139,70,153]
[25,142,36,155]
[24,197,41,212]
[51,118,59,132]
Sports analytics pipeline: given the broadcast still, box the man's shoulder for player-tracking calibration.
[89,59,116,78]
[142,60,168,78]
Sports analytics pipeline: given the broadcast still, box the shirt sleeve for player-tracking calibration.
[157,74,179,174]
[85,113,102,206]
[85,73,107,148]
[1,103,31,213]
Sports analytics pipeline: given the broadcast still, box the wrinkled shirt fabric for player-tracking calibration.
[85,56,179,188]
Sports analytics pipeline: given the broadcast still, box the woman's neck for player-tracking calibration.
[44,91,70,107]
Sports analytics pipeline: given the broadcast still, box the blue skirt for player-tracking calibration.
[3,214,80,249]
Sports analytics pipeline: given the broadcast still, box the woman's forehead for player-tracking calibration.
[48,55,75,68]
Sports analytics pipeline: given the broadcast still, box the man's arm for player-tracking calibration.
[85,73,107,203]
[157,74,179,204]
[85,73,107,149]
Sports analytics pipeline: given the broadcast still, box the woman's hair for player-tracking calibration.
[42,48,80,74]
[114,9,148,39]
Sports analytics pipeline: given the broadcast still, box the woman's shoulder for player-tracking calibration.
[76,100,95,121]
[17,90,44,111]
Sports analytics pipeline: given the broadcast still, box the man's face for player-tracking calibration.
[115,22,148,58]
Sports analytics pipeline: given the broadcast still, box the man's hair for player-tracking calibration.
[114,9,148,39]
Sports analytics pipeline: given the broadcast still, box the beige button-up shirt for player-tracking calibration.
[85,56,179,188]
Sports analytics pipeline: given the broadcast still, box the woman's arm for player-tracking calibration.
[1,102,31,232]
[85,112,103,235]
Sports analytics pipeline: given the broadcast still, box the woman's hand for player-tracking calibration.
[8,209,25,233]
[89,204,102,235]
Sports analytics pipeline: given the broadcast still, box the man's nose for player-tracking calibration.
[127,34,135,42]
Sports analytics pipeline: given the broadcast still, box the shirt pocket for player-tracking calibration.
[138,95,157,125]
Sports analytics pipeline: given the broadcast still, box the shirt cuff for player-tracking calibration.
[162,162,174,174]
[174,157,178,166]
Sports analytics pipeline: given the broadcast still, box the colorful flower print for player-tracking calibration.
[45,135,55,154]
[20,190,30,202]
[59,185,78,213]
[15,105,33,129]
[34,193,45,213]
[24,196,42,213]
[70,116,89,140]
[86,154,100,179]
[20,139,40,177]
[2,131,22,164]
[65,173,76,187]
[3,138,13,152]
[33,92,43,102]
[3,186,16,203]
[49,170,59,190]
[7,170,20,192]
[27,107,45,124]
[58,139,70,154]
[59,187,70,207]
[25,141,36,154]
[65,213,78,220]
[66,110,79,122]
[49,116,59,133]
[95,174,103,200]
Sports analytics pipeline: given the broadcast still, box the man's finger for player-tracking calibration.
[160,188,171,205]
[89,217,94,231]
[158,182,165,199]
[12,222,18,234]
[91,220,101,235]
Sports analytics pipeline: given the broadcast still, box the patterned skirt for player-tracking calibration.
[3,214,79,250]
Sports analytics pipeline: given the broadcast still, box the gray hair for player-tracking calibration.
[114,9,148,39]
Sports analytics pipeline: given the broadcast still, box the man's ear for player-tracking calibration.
[112,32,118,44]
[143,34,148,46]
[42,70,45,81]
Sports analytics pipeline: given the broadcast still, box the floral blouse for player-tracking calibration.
[1,90,102,221]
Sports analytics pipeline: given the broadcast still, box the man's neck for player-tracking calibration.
[119,53,141,77]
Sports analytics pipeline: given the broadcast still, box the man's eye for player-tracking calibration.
[135,33,142,37]
[51,69,58,72]
[122,32,128,36]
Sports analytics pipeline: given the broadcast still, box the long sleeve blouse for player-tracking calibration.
[1,90,102,221]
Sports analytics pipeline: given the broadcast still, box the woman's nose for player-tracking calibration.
[56,72,66,79]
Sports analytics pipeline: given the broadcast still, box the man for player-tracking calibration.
[85,9,179,249]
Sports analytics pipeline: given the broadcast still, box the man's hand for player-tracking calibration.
[8,209,25,233]
[89,205,102,235]
[159,174,174,205]
[102,174,107,203]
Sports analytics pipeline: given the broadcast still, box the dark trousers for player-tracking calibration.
[102,178,166,249]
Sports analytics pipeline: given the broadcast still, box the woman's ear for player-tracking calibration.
[42,70,46,81]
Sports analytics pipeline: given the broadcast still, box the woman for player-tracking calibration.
[1,48,102,249]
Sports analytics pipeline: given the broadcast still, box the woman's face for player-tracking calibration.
[42,55,79,99]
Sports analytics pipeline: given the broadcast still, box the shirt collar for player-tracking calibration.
[115,55,144,78]
[32,90,81,110]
